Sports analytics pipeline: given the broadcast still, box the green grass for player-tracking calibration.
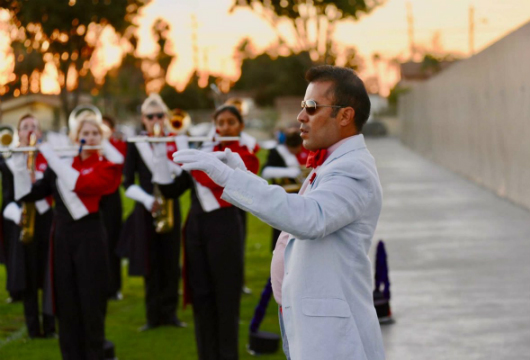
[0,151,287,359]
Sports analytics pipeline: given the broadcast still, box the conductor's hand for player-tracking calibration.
[213,148,247,171]
[173,149,233,187]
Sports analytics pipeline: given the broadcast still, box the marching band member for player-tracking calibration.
[119,94,187,330]
[261,127,309,250]
[101,115,126,300]
[0,126,22,304]
[154,104,259,360]
[13,111,122,359]
[0,114,55,338]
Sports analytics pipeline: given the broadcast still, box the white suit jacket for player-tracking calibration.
[222,134,385,360]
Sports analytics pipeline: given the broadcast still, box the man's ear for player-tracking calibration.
[339,107,355,128]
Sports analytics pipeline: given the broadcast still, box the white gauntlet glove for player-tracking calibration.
[213,148,247,171]
[12,153,32,200]
[125,185,155,211]
[152,143,172,184]
[3,202,22,225]
[38,143,79,191]
[173,149,233,187]
[102,139,124,164]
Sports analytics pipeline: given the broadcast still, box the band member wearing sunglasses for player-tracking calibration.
[12,111,123,359]
[0,114,56,338]
[153,105,259,360]
[119,94,187,331]
[173,65,385,360]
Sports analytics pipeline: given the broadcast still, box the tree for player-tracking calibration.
[99,52,146,118]
[160,72,216,111]
[233,51,312,106]
[231,0,385,63]
[143,17,174,94]
[0,0,149,126]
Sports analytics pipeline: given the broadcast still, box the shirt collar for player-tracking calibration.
[324,135,357,161]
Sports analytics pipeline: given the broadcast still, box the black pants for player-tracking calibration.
[186,207,244,360]
[54,214,109,360]
[144,220,181,326]
[23,213,55,336]
[100,190,123,297]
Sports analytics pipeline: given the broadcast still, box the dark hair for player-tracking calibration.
[284,128,302,148]
[17,113,37,130]
[212,105,243,124]
[305,65,371,132]
[102,115,116,129]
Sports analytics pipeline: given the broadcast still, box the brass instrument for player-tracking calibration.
[224,97,248,116]
[0,126,14,147]
[151,123,174,234]
[68,104,103,132]
[168,108,191,134]
[0,125,16,158]
[281,166,312,193]
[19,132,37,244]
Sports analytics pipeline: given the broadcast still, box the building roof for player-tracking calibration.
[1,94,62,112]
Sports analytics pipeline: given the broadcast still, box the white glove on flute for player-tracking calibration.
[212,148,247,171]
[173,149,234,187]
[38,143,79,191]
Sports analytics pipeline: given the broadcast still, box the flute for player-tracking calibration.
[0,145,103,153]
[127,136,240,143]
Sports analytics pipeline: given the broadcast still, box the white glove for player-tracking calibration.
[125,184,155,211]
[213,148,247,171]
[152,143,172,184]
[38,143,79,191]
[3,202,22,225]
[12,153,32,200]
[102,139,124,164]
[173,149,233,187]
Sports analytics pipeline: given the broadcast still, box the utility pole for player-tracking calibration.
[469,5,475,55]
[406,2,415,59]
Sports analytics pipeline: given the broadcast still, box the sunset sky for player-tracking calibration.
[1,0,530,96]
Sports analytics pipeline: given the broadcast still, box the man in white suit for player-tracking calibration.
[173,65,386,360]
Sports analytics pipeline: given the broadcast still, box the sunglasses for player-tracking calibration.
[145,112,165,121]
[301,100,344,115]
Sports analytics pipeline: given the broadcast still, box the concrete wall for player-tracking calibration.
[399,21,530,210]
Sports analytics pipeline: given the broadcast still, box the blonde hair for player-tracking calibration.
[141,93,169,114]
[70,110,103,142]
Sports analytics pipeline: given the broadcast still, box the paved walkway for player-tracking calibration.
[367,138,530,360]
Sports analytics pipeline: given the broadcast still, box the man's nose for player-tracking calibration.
[297,109,308,123]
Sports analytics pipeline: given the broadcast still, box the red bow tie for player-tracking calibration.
[306,149,327,168]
